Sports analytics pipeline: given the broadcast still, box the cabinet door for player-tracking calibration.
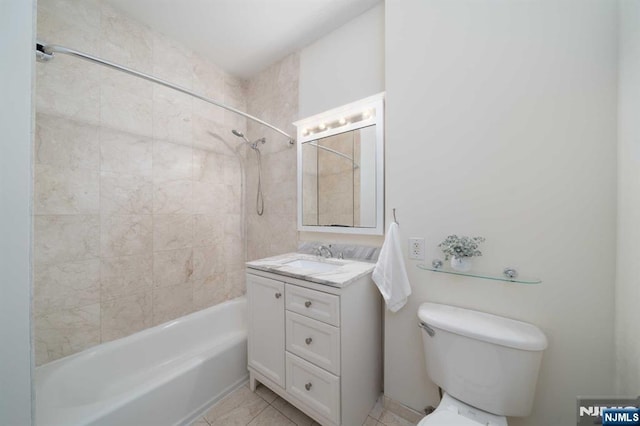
[247,274,285,387]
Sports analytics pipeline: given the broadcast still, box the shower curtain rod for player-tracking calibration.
[35,42,295,145]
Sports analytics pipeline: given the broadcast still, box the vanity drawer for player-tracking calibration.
[286,352,340,424]
[285,284,340,326]
[286,311,340,375]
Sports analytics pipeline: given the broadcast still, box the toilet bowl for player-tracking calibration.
[417,393,507,426]
[417,302,547,425]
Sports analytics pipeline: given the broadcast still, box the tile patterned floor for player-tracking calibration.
[192,382,418,426]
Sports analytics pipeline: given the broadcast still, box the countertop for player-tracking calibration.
[246,253,376,287]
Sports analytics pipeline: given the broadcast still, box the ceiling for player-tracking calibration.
[105,0,382,79]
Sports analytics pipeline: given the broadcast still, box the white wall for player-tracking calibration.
[0,0,35,423]
[298,2,385,246]
[299,2,384,118]
[385,1,618,425]
[359,125,377,227]
[616,0,640,395]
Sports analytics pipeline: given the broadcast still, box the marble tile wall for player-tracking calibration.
[245,54,300,261]
[34,0,248,365]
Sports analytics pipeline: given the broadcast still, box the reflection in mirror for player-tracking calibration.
[302,126,376,227]
[295,92,384,235]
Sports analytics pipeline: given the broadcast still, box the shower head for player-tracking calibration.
[231,129,250,144]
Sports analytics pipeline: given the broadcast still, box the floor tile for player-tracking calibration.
[201,384,392,426]
[271,396,315,425]
[247,406,295,426]
[204,386,268,426]
[369,395,384,420]
[364,416,382,426]
[254,383,278,404]
[381,396,423,424]
[379,409,417,426]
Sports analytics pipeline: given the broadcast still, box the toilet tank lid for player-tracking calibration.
[418,303,548,351]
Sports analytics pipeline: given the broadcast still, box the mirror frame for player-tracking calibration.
[294,93,385,235]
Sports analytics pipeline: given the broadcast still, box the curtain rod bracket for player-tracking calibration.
[36,41,54,62]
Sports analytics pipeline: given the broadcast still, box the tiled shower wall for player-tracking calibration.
[245,54,300,261]
[34,0,248,365]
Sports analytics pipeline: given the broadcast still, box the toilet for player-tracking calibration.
[416,302,548,425]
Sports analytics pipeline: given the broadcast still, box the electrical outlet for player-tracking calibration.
[409,237,425,260]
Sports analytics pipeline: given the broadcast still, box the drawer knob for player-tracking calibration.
[305,382,312,391]
[304,301,312,308]
[305,337,313,345]
[275,292,282,299]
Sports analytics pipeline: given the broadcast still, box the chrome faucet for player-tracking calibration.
[316,245,333,258]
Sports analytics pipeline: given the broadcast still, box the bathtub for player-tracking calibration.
[36,297,248,426]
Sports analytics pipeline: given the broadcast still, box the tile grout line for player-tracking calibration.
[269,400,299,425]
[255,390,298,425]
[257,389,379,426]
[245,400,270,425]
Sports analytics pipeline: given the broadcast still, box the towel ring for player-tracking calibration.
[392,208,399,225]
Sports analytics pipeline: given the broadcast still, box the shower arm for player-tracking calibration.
[35,42,296,145]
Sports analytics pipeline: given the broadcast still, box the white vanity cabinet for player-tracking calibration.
[247,274,286,388]
[246,268,382,426]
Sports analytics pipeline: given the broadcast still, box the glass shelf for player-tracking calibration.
[416,264,542,284]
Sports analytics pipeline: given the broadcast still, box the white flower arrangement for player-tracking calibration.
[438,235,485,260]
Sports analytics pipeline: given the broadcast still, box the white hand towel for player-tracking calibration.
[372,222,412,312]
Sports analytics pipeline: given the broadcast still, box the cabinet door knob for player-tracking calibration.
[305,382,312,391]
[304,301,312,308]
[275,292,282,299]
[305,337,313,345]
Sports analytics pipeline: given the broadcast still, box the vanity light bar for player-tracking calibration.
[302,110,375,136]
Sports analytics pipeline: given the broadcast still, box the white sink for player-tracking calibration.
[284,259,342,273]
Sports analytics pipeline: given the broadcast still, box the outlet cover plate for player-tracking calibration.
[409,237,425,260]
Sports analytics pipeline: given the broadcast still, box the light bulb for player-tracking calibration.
[338,118,347,125]
[318,123,326,130]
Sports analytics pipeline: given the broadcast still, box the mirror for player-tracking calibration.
[301,126,376,227]
[295,94,384,235]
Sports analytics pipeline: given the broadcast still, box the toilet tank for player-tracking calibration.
[417,303,547,417]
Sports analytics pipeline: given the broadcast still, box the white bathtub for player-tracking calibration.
[36,297,248,426]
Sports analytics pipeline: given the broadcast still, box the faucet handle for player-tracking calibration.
[316,244,333,258]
